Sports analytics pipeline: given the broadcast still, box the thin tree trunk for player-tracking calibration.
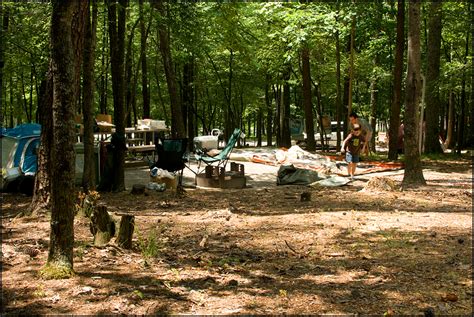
[347,13,356,122]
[154,0,185,138]
[107,0,127,192]
[444,91,455,149]
[280,69,291,148]
[0,5,9,126]
[388,0,405,160]
[301,46,315,151]
[265,75,273,147]
[402,0,426,186]
[424,0,443,153]
[139,0,150,118]
[369,2,382,153]
[82,0,98,192]
[183,58,195,146]
[99,8,108,114]
[125,18,140,128]
[30,72,53,215]
[456,29,469,154]
[334,13,342,149]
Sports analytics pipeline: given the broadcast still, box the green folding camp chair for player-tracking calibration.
[194,128,241,174]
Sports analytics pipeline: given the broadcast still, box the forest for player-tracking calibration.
[1,1,473,315]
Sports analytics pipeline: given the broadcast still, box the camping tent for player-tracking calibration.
[1,123,41,193]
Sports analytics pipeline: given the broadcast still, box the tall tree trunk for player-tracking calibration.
[274,84,281,146]
[388,0,405,160]
[139,0,150,118]
[402,0,426,186]
[456,29,469,154]
[265,76,273,147]
[183,58,195,145]
[225,48,234,141]
[107,0,127,192]
[257,105,263,147]
[82,0,98,192]
[334,19,343,149]
[444,91,455,149]
[99,8,108,114]
[0,5,9,128]
[424,0,443,153]
[280,68,291,148]
[347,13,356,122]
[30,72,53,215]
[40,0,87,279]
[301,46,315,151]
[369,1,382,153]
[154,0,185,138]
[125,18,139,128]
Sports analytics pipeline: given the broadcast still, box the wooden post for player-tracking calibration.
[90,204,116,246]
[117,215,135,249]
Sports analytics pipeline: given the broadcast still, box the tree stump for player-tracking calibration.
[90,204,116,246]
[117,215,135,249]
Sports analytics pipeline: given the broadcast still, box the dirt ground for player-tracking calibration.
[1,155,472,315]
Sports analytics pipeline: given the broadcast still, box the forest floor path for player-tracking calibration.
[1,154,472,315]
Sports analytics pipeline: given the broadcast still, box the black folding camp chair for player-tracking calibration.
[151,138,188,188]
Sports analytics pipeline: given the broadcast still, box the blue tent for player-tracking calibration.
[1,123,41,189]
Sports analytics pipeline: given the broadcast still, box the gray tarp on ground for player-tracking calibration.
[277,164,323,185]
[277,164,350,187]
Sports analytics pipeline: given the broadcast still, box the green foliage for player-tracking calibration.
[2,2,471,144]
[137,227,162,260]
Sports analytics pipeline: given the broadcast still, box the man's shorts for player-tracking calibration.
[346,152,360,163]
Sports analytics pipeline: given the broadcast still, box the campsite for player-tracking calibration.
[1,1,473,316]
[2,152,472,314]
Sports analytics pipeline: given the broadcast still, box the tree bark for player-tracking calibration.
[347,13,356,122]
[82,0,98,192]
[369,1,383,153]
[183,58,195,147]
[301,46,315,151]
[402,0,426,186]
[90,204,115,246]
[139,0,150,118]
[117,215,135,249]
[154,0,185,138]
[444,91,455,149]
[0,5,8,127]
[334,17,343,149]
[107,0,127,192]
[456,29,469,154]
[280,69,291,148]
[41,0,87,279]
[265,75,273,147]
[30,71,53,215]
[388,0,405,160]
[424,0,443,153]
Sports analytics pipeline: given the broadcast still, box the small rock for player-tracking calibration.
[227,279,238,287]
[441,293,458,302]
[457,238,464,244]
[423,307,435,317]
[76,286,94,295]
